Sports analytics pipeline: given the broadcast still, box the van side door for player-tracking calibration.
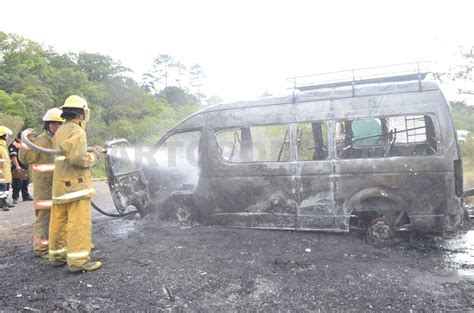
[202,123,300,229]
[295,121,340,230]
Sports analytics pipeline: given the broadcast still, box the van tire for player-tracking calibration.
[160,194,199,224]
[365,216,394,244]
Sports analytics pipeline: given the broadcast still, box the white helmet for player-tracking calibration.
[43,108,64,122]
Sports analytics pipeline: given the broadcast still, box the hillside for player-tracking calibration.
[0,31,204,146]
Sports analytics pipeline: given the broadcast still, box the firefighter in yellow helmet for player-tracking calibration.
[19,108,64,258]
[48,95,103,272]
[0,126,13,211]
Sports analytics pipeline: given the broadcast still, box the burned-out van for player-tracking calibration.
[105,65,469,241]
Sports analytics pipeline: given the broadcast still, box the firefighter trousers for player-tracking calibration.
[34,208,50,255]
[48,198,92,268]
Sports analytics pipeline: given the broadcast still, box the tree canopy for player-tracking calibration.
[0,31,213,145]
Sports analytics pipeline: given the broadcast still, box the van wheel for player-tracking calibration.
[176,206,192,223]
[111,188,127,215]
[161,194,198,224]
[365,217,394,244]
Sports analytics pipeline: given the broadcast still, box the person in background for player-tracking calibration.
[9,131,33,204]
[19,108,64,259]
[0,126,13,211]
[48,95,103,273]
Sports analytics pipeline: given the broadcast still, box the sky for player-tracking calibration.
[1,0,473,102]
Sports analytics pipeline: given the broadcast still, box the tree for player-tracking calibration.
[150,54,175,90]
[450,102,474,133]
[0,34,50,94]
[189,64,206,102]
[101,76,167,123]
[141,54,206,97]
[141,72,156,93]
[75,52,130,82]
[12,88,52,129]
[461,140,474,167]
[157,86,199,109]
[0,90,17,115]
[0,32,205,151]
[46,51,77,69]
[433,46,474,105]
[207,95,224,106]
[109,119,135,140]
[0,112,24,135]
[452,47,473,81]
[173,61,187,88]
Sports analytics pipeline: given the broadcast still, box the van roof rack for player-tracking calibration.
[288,61,430,94]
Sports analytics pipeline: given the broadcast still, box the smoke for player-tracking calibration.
[106,143,200,186]
[107,143,198,168]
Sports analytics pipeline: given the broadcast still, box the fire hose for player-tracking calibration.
[21,128,139,218]
[21,128,108,155]
[91,201,138,217]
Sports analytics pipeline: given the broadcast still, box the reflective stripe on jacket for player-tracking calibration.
[52,120,97,204]
[19,131,55,201]
[31,163,55,172]
[33,199,53,209]
[0,140,12,184]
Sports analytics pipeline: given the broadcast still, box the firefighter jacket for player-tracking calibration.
[19,131,55,209]
[0,140,12,184]
[52,120,97,204]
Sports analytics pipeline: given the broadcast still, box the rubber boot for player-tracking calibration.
[68,260,102,273]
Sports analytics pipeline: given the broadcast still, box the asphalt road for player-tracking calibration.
[0,182,473,311]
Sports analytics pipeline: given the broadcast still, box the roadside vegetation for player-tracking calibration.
[451,103,474,171]
[0,31,216,148]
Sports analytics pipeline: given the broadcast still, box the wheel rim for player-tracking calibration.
[367,218,393,242]
[177,206,191,222]
[111,189,127,215]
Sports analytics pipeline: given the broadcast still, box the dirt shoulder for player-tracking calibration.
[0,182,473,311]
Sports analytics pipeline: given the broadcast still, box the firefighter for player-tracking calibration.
[9,131,33,203]
[0,126,13,211]
[48,95,103,273]
[19,108,64,258]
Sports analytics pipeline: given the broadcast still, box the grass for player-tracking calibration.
[91,156,106,180]
[464,166,474,205]
[465,168,474,187]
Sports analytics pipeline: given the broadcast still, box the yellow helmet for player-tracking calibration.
[61,95,90,122]
[43,107,64,122]
[0,126,13,137]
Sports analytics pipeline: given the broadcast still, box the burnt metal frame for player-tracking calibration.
[288,62,430,96]
[104,73,466,234]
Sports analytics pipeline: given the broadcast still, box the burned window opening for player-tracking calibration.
[154,130,201,168]
[336,115,437,159]
[215,124,291,163]
[297,122,329,161]
[277,128,291,162]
